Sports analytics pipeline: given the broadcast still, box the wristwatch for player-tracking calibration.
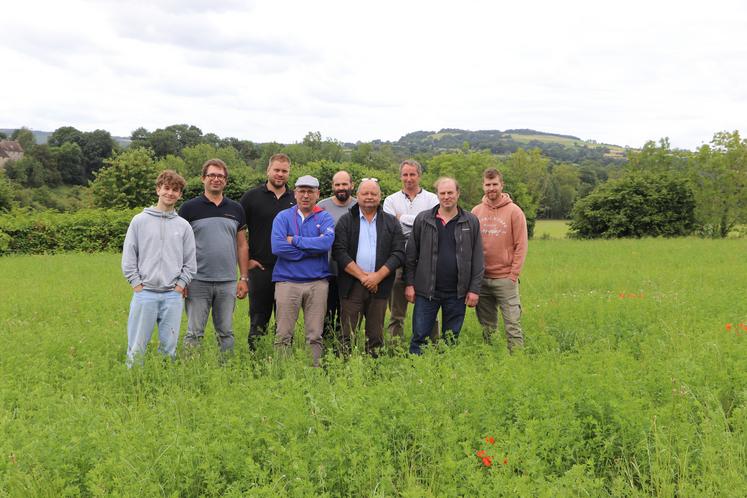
[239,276,249,282]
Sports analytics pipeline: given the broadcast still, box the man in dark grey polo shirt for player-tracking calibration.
[179,159,249,353]
[317,170,356,336]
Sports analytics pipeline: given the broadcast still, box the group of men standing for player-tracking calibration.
[121,153,528,367]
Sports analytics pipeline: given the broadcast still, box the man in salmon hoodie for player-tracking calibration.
[471,168,528,351]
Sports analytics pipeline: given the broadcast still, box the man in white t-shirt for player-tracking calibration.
[382,159,439,343]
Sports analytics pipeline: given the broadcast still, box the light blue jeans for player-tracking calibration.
[126,289,184,367]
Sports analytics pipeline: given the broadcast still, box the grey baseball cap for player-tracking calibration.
[295,175,320,188]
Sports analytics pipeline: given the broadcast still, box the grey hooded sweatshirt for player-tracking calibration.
[121,207,197,291]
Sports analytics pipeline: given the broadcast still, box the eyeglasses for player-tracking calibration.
[360,177,379,182]
[295,188,316,196]
[205,173,227,181]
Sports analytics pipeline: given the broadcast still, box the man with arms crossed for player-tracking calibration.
[271,175,335,366]
[382,159,439,343]
[122,170,196,367]
[240,153,295,350]
[332,179,405,356]
[405,177,483,355]
[317,170,356,336]
[471,168,528,351]
[179,159,249,354]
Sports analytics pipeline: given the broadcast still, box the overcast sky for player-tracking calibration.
[2,0,746,150]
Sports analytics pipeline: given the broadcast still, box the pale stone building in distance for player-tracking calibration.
[0,140,24,169]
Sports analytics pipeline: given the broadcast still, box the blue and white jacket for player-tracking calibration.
[271,205,335,282]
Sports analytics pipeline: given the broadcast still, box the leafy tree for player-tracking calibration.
[503,147,550,207]
[130,127,151,149]
[626,138,690,174]
[689,131,747,237]
[28,144,62,187]
[181,143,245,178]
[0,175,16,212]
[222,137,261,164]
[165,124,203,151]
[259,142,284,168]
[569,171,695,238]
[4,156,49,187]
[542,163,581,219]
[11,127,36,151]
[184,167,266,202]
[90,148,159,209]
[53,142,86,185]
[147,129,181,158]
[155,154,187,176]
[48,126,84,147]
[294,160,400,199]
[81,129,116,180]
[350,142,396,170]
[425,151,501,208]
[302,131,323,150]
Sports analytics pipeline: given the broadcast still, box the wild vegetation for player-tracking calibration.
[1,234,746,496]
[2,125,745,239]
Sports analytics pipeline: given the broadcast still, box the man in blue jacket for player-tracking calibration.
[271,175,335,366]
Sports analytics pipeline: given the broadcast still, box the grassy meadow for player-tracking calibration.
[533,219,570,239]
[1,237,746,496]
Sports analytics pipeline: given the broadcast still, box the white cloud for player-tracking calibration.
[2,0,746,148]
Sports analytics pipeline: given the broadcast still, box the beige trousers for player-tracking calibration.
[476,277,524,351]
[274,280,328,366]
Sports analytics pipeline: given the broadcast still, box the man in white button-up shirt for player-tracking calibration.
[382,159,439,344]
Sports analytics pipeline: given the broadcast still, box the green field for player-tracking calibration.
[534,219,570,239]
[505,134,627,159]
[2,239,746,496]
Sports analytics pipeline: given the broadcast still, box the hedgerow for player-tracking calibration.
[0,208,138,255]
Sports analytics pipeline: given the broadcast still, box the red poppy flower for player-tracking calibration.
[726,323,732,331]
[482,456,492,467]
[476,450,487,458]
[485,436,495,445]
[618,293,625,299]
[503,457,508,465]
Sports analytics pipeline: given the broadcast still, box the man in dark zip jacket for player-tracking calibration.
[332,179,405,356]
[405,177,484,354]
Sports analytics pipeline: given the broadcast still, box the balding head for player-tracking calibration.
[356,179,381,214]
[331,170,354,204]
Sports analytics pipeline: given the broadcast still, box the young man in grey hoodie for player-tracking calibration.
[121,170,196,367]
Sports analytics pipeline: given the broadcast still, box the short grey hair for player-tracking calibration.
[399,159,422,176]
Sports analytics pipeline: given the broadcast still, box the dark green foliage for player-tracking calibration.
[47,126,84,148]
[0,208,138,254]
[289,160,401,199]
[569,171,695,238]
[10,127,36,151]
[4,156,51,187]
[53,142,86,185]
[0,176,16,212]
[80,129,116,180]
[183,167,267,202]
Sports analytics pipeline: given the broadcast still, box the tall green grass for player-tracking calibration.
[1,238,746,496]
[534,219,570,239]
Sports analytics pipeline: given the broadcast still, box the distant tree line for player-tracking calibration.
[1,124,745,239]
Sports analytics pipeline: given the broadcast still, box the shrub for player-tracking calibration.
[90,148,159,209]
[569,171,695,238]
[0,208,138,255]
